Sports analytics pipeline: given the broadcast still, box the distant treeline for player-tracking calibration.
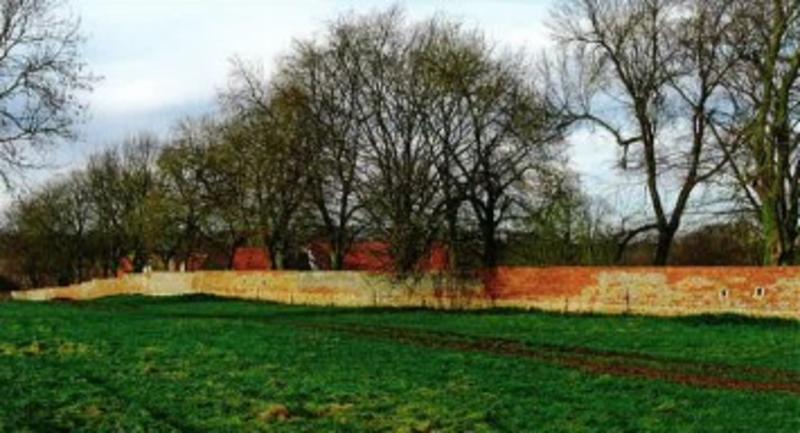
[2,1,799,288]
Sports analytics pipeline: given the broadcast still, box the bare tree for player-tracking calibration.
[415,23,475,272]
[3,169,95,286]
[282,9,568,272]
[552,0,736,265]
[131,119,256,272]
[60,170,93,281]
[0,0,93,186]
[193,119,254,269]
[719,0,800,264]
[461,57,566,268]
[158,119,215,269]
[118,134,160,271]
[221,60,314,269]
[340,10,450,274]
[86,149,125,276]
[84,134,161,274]
[280,29,369,270]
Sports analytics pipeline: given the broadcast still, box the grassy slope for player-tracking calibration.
[0,296,797,432]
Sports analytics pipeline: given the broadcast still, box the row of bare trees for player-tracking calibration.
[1,9,583,287]
[281,10,568,270]
[3,1,800,288]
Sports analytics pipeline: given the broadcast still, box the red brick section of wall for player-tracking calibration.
[232,248,272,271]
[483,266,800,318]
[482,267,595,300]
[484,267,800,299]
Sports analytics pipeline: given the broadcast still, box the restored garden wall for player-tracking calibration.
[11,267,800,319]
[483,267,800,319]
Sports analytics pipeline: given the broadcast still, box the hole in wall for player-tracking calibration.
[719,288,729,299]
[754,287,765,298]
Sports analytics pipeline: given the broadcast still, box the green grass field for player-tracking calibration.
[0,296,799,432]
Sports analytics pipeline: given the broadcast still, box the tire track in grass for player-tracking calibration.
[339,324,800,383]
[126,309,800,394]
[305,323,800,395]
[57,301,800,395]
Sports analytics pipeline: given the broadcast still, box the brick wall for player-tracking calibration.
[483,267,800,318]
[11,267,800,320]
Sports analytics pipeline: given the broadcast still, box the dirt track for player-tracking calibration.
[309,323,800,395]
[69,301,800,396]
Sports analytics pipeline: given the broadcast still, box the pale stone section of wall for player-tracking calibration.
[11,277,137,301]
[145,272,194,297]
[10,273,192,301]
[11,271,488,309]
[10,268,800,320]
[190,271,486,309]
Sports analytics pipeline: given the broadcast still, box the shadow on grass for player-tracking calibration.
[41,294,800,327]
[673,313,799,328]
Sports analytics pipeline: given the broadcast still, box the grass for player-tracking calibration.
[0,295,798,432]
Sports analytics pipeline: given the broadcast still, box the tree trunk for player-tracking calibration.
[228,236,245,270]
[482,224,498,269]
[760,198,796,265]
[653,227,676,266]
[445,203,459,273]
[780,245,796,265]
[273,250,284,270]
[330,247,344,271]
[227,251,237,270]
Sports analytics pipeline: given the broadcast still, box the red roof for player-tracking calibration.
[232,247,272,271]
[116,257,134,278]
[344,241,394,271]
[308,241,447,272]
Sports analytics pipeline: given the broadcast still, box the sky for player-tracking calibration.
[13,0,622,208]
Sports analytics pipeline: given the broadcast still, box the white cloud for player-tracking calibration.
[10,0,643,213]
[73,0,555,144]
[26,0,597,200]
